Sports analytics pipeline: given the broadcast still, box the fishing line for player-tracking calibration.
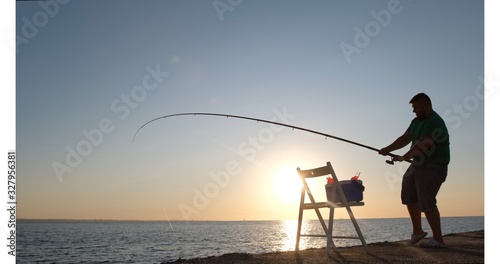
[160,203,183,260]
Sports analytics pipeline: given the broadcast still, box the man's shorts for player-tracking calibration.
[401,163,448,212]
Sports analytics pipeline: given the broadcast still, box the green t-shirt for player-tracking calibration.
[408,111,450,165]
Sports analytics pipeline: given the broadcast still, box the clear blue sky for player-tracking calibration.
[14,0,485,221]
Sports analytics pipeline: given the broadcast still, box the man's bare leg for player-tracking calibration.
[424,208,444,244]
[407,203,425,235]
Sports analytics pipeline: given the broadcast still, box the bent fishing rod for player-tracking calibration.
[133,112,408,164]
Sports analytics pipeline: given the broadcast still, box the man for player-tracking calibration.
[379,93,450,248]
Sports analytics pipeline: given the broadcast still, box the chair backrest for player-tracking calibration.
[296,162,339,181]
[297,162,340,205]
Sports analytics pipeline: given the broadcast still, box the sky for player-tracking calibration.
[9,0,489,222]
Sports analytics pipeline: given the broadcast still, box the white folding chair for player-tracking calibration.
[295,161,369,255]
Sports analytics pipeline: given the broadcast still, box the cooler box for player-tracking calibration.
[325,180,365,203]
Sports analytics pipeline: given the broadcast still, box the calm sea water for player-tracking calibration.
[17,216,483,263]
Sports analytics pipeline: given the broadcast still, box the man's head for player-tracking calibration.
[410,93,433,119]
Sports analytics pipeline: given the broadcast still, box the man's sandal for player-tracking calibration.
[420,239,447,248]
[409,232,428,245]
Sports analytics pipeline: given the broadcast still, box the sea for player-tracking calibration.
[17,216,483,264]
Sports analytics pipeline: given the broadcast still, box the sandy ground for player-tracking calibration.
[163,230,484,264]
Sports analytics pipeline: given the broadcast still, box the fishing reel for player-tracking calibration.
[386,156,411,165]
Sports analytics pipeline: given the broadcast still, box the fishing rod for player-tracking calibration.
[133,112,408,164]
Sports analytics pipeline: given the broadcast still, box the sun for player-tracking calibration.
[272,167,303,204]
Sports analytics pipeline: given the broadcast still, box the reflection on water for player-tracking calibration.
[277,219,329,251]
[277,218,370,251]
[278,220,298,251]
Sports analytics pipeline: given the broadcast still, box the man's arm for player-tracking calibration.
[379,129,412,155]
[400,137,435,161]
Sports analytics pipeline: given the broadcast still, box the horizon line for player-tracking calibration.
[17,215,484,222]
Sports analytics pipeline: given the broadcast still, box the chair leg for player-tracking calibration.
[326,207,335,255]
[345,205,369,253]
[314,207,329,237]
[295,190,306,252]
[295,208,303,252]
